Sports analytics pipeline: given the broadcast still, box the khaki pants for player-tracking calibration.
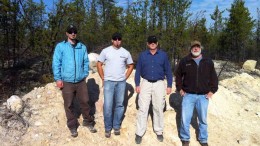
[136,79,166,136]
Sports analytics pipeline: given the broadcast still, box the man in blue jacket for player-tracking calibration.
[52,24,97,137]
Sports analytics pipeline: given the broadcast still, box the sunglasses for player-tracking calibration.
[148,41,157,44]
[67,30,77,34]
[112,37,122,41]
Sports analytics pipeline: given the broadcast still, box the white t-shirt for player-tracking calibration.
[98,46,133,81]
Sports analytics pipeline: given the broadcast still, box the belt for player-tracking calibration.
[147,79,158,83]
[187,92,206,95]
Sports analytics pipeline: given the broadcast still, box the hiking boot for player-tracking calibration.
[157,134,163,142]
[70,128,78,137]
[114,128,120,135]
[105,130,111,138]
[200,142,208,146]
[83,120,95,126]
[182,141,190,146]
[135,135,142,144]
[83,121,97,133]
[87,125,97,133]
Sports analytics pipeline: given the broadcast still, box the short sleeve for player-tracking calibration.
[98,49,106,63]
[126,52,134,65]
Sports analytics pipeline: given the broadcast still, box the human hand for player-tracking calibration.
[166,87,172,95]
[136,86,140,93]
[180,89,186,97]
[206,92,214,99]
[56,80,63,88]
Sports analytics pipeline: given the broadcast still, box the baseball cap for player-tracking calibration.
[190,40,201,49]
[66,24,77,33]
[147,35,158,44]
[112,32,122,40]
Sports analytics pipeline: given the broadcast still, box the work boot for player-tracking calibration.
[182,141,190,146]
[135,135,142,144]
[83,120,97,133]
[114,128,120,135]
[105,130,111,138]
[157,134,163,142]
[70,128,78,137]
[200,142,208,146]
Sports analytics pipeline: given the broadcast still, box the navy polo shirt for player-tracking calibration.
[135,49,173,88]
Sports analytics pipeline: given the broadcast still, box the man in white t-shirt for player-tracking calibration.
[97,32,134,138]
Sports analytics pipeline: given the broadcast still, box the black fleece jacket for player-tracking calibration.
[175,54,218,94]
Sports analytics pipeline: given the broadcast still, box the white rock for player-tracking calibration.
[35,121,43,126]
[256,112,260,117]
[242,60,257,71]
[36,95,41,98]
[88,53,99,73]
[7,95,23,114]
[34,134,39,138]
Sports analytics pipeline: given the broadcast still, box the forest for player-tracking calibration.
[0,0,259,100]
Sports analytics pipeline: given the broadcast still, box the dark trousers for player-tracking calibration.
[62,80,93,130]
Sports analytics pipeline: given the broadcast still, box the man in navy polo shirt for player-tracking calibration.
[134,35,173,144]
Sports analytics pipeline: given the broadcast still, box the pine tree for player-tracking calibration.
[209,5,224,59]
[256,8,260,61]
[224,0,254,62]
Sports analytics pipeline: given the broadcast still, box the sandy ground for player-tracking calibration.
[0,69,260,146]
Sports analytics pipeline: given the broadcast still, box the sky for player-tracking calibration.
[36,0,260,27]
[188,0,260,27]
[116,0,260,27]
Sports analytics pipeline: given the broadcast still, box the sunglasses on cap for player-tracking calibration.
[112,37,122,41]
[67,30,77,34]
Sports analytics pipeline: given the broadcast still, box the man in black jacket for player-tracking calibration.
[175,40,218,146]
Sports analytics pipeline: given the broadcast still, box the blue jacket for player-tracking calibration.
[52,40,89,83]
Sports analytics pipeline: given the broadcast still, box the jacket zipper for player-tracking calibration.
[196,62,199,94]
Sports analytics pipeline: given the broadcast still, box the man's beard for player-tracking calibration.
[191,49,201,57]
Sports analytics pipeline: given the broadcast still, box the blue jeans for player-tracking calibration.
[180,93,209,143]
[103,80,126,131]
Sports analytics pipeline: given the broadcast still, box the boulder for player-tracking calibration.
[7,95,24,114]
[88,53,99,73]
[242,60,257,71]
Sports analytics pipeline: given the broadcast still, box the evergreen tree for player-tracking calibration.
[223,0,254,62]
[256,8,260,61]
[209,5,224,59]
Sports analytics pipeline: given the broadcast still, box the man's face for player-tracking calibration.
[66,30,77,40]
[147,42,158,50]
[112,37,122,48]
[191,45,201,57]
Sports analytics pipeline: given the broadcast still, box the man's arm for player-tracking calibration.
[52,44,63,88]
[97,61,104,80]
[209,60,218,93]
[83,46,89,78]
[125,64,134,79]
[207,59,218,98]
[175,59,184,92]
[135,53,142,93]
[164,53,173,95]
